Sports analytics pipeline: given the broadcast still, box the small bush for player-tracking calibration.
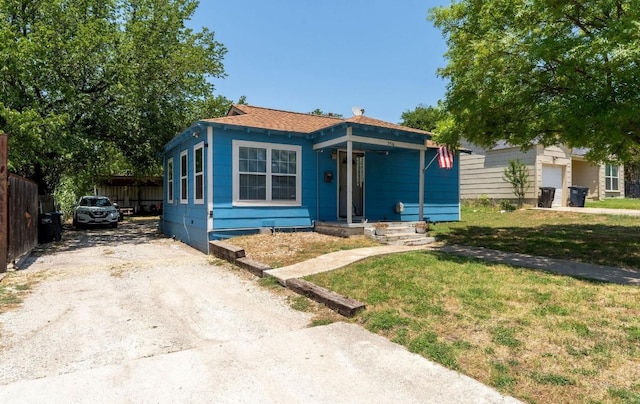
[499,200,516,211]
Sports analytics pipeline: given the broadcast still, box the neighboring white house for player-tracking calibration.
[459,141,624,207]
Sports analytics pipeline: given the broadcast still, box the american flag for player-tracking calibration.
[437,146,454,169]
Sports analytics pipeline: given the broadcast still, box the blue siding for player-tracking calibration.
[424,149,460,222]
[209,128,317,236]
[317,150,338,220]
[162,130,210,252]
[365,149,460,222]
[162,119,460,252]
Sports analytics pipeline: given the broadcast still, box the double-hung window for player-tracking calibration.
[180,150,188,204]
[233,140,301,206]
[194,143,204,204]
[167,158,174,204]
[605,164,619,191]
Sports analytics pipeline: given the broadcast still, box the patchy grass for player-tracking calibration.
[289,295,313,312]
[585,198,640,210]
[0,279,32,313]
[228,231,380,268]
[307,252,640,403]
[432,207,640,270]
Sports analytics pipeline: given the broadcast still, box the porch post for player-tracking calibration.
[419,149,425,221]
[346,127,353,224]
[207,126,214,233]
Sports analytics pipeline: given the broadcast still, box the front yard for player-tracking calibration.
[232,206,640,403]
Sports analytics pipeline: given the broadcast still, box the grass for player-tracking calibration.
[0,282,31,312]
[585,198,640,210]
[307,251,640,403]
[432,206,640,269]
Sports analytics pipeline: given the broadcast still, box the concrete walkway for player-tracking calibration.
[266,242,639,286]
[436,245,640,286]
[265,244,427,284]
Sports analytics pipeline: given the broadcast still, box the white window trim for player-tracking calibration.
[193,142,205,204]
[232,139,302,207]
[605,164,619,192]
[167,158,174,204]
[180,150,188,204]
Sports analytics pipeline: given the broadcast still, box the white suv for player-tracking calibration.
[73,196,119,228]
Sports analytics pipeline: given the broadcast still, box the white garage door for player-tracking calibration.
[542,166,563,207]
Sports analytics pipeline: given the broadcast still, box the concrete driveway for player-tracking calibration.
[0,220,519,403]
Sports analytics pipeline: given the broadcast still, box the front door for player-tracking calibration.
[338,151,365,218]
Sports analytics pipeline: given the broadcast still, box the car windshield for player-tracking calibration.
[81,197,112,207]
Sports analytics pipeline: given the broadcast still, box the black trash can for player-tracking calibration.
[38,212,63,244]
[538,187,556,208]
[568,186,589,207]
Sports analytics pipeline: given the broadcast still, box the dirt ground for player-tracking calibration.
[0,219,518,403]
[0,220,323,385]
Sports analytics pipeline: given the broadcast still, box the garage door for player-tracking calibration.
[542,165,563,207]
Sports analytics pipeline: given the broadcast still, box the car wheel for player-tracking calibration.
[111,222,118,229]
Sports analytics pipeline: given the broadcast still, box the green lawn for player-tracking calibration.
[433,207,640,270]
[307,207,640,403]
[585,198,640,210]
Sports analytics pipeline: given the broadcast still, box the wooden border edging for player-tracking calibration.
[286,278,366,317]
[209,240,271,277]
[209,240,245,262]
[208,240,366,317]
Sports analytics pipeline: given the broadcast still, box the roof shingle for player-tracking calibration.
[201,104,433,136]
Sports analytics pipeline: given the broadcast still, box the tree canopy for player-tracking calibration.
[0,0,227,192]
[399,103,446,132]
[429,0,640,163]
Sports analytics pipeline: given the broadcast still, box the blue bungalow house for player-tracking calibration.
[161,104,460,252]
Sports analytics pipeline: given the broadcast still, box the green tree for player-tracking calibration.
[429,1,640,163]
[502,159,530,208]
[400,103,446,132]
[310,109,343,118]
[0,0,227,192]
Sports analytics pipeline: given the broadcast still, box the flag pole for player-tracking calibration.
[423,152,439,172]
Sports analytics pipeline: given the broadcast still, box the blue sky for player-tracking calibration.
[189,1,449,123]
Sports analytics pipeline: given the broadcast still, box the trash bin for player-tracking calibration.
[538,187,556,208]
[50,212,63,241]
[568,186,589,207]
[38,212,63,244]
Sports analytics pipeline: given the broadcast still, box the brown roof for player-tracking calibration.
[201,105,343,133]
[345,115,432,136]
[201,104,433,136]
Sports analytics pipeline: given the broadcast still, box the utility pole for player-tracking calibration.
[0,133,8,273]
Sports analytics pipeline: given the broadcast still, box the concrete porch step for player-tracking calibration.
[366,222,435,246]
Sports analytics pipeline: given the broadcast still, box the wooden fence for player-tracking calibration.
[5,174,38,270]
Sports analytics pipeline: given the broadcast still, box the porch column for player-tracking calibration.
[207,126,214,233]
[346,128,353,224]
[419,149,425,221]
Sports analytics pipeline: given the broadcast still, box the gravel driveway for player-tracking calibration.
[0,220,519,403]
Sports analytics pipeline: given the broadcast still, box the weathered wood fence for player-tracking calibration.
[1,133,39,273]
[6,174,39,268]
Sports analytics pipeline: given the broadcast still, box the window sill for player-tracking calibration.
[233,201,301,207]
